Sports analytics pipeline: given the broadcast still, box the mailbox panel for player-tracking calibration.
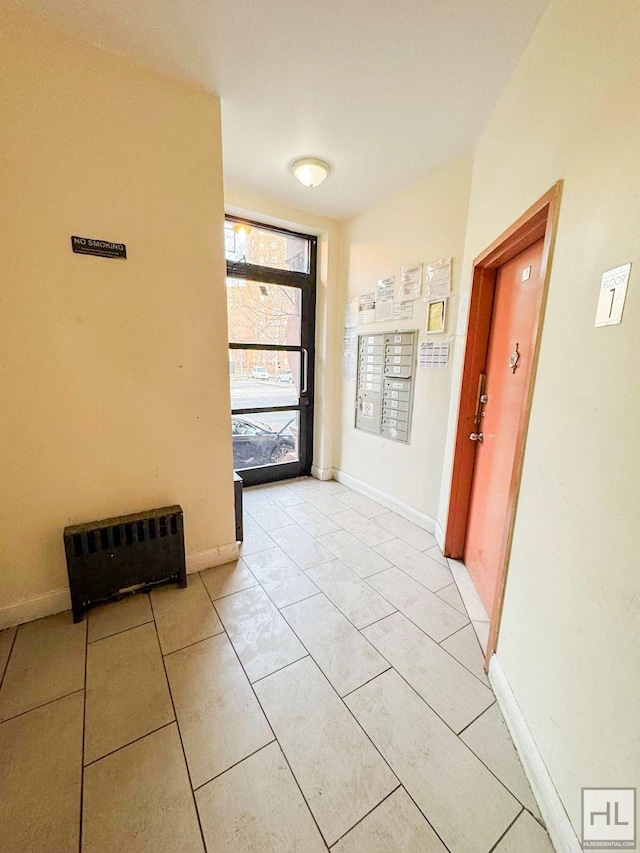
[355,330,418,444]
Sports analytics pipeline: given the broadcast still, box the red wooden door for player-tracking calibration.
[464,238,545,615]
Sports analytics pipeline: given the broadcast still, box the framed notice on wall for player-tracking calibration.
[426,299,447,333]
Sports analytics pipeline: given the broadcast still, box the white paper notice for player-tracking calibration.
[377,277,395,301]
[393,301,414,320]
[425,257,452,301]
[399,263,423,301]
[358,292,376,324]
[418,340,449,370]
[456,294,469,337]
[343,328,357,380]
[344,296,358,329]
[375,299,394,322]
[594,263,631,327]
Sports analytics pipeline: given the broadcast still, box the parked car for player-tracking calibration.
[278,370,293,384]
[232,415,296,469]
[251,366,269,380]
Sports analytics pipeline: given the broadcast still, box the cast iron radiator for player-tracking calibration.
[63,505,186,623]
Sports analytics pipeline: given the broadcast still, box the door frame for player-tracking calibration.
[444,182,562,665]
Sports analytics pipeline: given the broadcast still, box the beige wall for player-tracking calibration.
[336,156,473,519]
[0,10,235,625]
[334,0,640,833]
[440,0,640,834]
[3,0,637,834]
[224,186,342,477]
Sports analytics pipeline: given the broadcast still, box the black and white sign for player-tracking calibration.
[594,263,630,327]
[71,236,127,259]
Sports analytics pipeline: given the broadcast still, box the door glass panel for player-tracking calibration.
[225,222,309,273]
[227,279,301,346]
[225,217,314,484]
[232,411,300,470]
[229,350,300,411]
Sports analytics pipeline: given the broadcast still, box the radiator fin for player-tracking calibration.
[66,511,182,556]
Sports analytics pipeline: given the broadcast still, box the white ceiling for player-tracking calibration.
[14,0,548,219]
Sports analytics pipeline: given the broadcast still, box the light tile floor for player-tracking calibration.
[0,477,555,852]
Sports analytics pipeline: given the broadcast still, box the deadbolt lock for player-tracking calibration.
[509,343,520,373]
[469,432,484,442]
[474,373,487,425]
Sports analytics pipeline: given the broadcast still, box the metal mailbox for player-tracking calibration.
[355,330,418,444]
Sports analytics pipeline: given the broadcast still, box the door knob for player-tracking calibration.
[469,432,483,442]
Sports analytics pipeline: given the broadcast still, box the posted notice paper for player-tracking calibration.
[425,257,452,301]
[456,294,469,337]
[418,340,449,370]
[376,277,395,301]
[343,328,357,380]
[344,295,358,329]
[399,263,423,301]
[393,301,414,320]
[375,299,394,322]
[358,292,376,324]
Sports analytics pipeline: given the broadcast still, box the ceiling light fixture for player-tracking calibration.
[290,157,331,188]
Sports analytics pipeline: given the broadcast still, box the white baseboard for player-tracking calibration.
[311,465,333,481]
[489,655,581,853]
[332,469,436,533]
[434,520,445,550]
[186,541,239,574]
[447,559,489,623]
[0,541,240,630]
[0,587,71,631]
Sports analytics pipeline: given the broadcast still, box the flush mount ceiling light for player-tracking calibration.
[290,157,331,188]
[232,222,251,235]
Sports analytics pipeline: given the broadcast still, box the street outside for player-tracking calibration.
[230,375,299,430]
[226,271,301,437]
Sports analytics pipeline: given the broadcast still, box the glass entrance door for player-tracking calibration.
[225,218,316,486]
